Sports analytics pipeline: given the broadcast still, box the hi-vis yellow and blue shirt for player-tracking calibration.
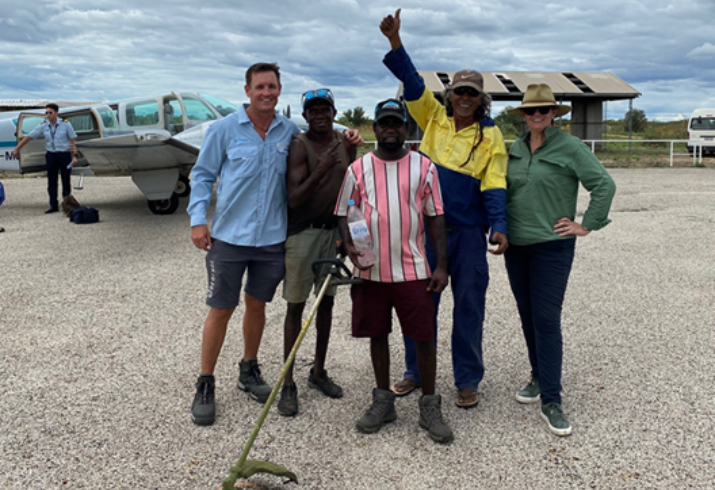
[383,46,508,237]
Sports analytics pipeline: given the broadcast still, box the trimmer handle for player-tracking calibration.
[311,258,362,286]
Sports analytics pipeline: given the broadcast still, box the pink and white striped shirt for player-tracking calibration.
[335,151,444,283]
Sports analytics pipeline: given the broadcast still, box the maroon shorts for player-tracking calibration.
[350,280,434,341]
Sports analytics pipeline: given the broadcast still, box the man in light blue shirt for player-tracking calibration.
[14,103,78,213]
[188,63,364,426]
[187,63,299,425]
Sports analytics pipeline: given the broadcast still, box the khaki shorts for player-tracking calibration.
[283,227,342,303]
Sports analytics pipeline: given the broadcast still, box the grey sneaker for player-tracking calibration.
[356,388,397,434]
[277,384,299,417]
[515,377,541,404]
[419,394,454,444]
[191,374,215,426]
[541,403,572,436]
[308,369,343,399]
[237,359,272,403]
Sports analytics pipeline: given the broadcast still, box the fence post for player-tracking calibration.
[670,141,674,167]
[591,140,595,153]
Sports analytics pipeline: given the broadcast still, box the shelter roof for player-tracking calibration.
[411,71,641,101]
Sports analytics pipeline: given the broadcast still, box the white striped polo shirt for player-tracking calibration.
[335,151,444,283]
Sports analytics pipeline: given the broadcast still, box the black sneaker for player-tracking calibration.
[45,207,59,214]
[419,394,454,444]
[308,369,343,399]
[356,388,397,434]
[277,384,299,417]
[191,374,215,426]
[237,359,272,403]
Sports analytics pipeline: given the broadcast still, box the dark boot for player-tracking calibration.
[356,388,397,434]
[277,384,299,417]
[237,359,272,403]
[419,394,453,444]
[191,374,215,426]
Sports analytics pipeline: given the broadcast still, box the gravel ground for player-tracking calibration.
[1,169,713,490]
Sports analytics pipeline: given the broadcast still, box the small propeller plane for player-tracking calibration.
[0,92,239,214]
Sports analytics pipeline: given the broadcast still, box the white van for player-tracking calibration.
[687,108,715,156]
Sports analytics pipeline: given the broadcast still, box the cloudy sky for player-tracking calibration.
[1,0,713,121]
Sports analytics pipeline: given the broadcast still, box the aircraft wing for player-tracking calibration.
[75,129,202,175]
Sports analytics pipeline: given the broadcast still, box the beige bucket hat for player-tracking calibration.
[508,83,571,117]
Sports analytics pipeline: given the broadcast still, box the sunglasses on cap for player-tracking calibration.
[302,88,334,105]
[374,99,407,121]
[523,106,555,116]
[453,86,480,97]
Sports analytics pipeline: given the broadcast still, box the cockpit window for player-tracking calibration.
[96,106,117,129]
[180,94,218,121]
[200,93,239,116]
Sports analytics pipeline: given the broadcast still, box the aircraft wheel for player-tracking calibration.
[174,175,191,198]
[148,193,180,215]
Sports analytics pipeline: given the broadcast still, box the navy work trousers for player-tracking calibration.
[402,226,489,391]
[504,238,576,405]
[45,152,72,208]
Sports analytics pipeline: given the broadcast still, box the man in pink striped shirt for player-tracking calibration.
[335,99,453,444]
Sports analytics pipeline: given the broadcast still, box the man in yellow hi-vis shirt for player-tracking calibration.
[380,9,508,409]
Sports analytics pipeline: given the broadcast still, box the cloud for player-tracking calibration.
[0,0,712,119]
[686,43,715,60]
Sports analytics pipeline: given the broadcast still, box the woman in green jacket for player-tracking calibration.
[505,83,616,436]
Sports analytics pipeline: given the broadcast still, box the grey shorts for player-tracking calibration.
[205,239,285,309]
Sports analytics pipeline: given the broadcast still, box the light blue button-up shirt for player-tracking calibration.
[187,104,300,247]
[28,120,77,152]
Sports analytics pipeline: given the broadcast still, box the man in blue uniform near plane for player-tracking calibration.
[13,103,78,214]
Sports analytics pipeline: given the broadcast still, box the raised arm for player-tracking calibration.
[380,9,403,51]
[380,9,443,130]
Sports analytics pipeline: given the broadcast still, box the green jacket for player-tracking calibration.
[507,127,616,246]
